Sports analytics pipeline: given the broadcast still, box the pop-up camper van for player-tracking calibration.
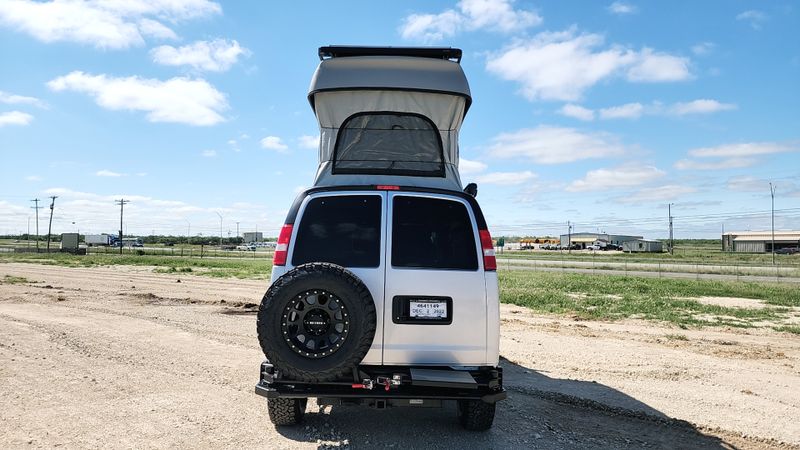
[255,46,504,431]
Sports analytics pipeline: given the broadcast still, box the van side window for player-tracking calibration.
[292,195,381,268]
[392,196,478,270]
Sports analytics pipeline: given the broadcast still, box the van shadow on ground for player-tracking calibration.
[273,357,736,449]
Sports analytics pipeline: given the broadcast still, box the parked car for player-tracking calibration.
[587,244,601,250]
[254,46,505,431]
[775,247,799,255]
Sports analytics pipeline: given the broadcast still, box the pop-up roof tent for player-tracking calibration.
[308,46,471,191]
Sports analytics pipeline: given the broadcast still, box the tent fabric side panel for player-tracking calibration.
[313,90,466,167]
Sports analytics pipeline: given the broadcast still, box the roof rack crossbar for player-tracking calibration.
[319,46,462,63]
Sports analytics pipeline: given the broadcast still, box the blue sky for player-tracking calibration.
[1,0,798,239]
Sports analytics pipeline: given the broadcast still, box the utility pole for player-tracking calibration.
[668,203,674,255]
[567,221,573,254]
[46,196,57,252]
[184,218,191,245]
[236,221,240,243]
[27,216,31,248]
[770,182,776,265]
[30,198,42,251]
[216,212,224,247]
[115,199,129,255]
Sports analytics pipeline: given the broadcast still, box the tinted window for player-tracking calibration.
[392,196,478,270]
[292,195,381,268]
[333,113,444,177]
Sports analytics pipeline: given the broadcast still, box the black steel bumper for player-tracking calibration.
[254,361,506,404]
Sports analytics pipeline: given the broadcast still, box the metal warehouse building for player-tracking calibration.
[622,239,663,253]
[722,231,800,253]
[242,232,263,243]
[560,232,643,249]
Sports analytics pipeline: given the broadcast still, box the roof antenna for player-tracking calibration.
[464,183,478,198]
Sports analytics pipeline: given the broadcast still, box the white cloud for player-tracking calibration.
[475,170,536,186]
[736,10,767,29]
[558,103,594,121]
[137,18,178,40]
[260,136,288,152]
[25,175,41,181]
[400,10,463,42]
[151,39,249,72]
[459,158,488,175]
[599,102,643,119]
[617,185,697,204]
[567,165,665,192]
[0,90,46,108]
[691,42,715,56]
[674,157,756,170]
[297,134,320,150]
[688,142,795,158]
[400,0,541,42]
[458,0,542,32]
[625,48,691,82]
[726,176,768,192]
[486,27,691,102]
[608,2,637,15]
[47,71,228,126]
[0,110,33,126]
[669,99,736,115]
[559,99,736,121]
[488,125,626,164]
[0,0,221,49]
[95,169,124,177]
[201,149,216,157]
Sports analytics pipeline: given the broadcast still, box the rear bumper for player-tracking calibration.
[254,361,506,404]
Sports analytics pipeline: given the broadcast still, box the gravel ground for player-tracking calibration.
[1,263,798,449]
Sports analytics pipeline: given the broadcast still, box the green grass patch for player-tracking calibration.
[499,270,800,328]
[774,325,800,334]
[1,275,29,284]
[664,333,689,341]
[0,253,272,280]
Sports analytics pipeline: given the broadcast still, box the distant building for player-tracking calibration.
[560,232,643,249]
[61,233,80,250]
[243,232,263,243]
[722,231,800,253]
[622,239,663,253]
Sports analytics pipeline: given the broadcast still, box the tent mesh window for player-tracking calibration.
[332,112,445,177]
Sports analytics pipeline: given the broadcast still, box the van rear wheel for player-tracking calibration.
[267,398,307,426]
[257,263,376,382]
[457,399,496,431]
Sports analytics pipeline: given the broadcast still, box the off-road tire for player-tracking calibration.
[267,398,307,426]
[457,399,496,431]
[257,263,376,382]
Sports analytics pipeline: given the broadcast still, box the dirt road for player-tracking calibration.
[1,263,798,449]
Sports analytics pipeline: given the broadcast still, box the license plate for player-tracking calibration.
[409,301,447,319]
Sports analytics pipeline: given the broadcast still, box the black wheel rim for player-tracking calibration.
[281,289,350,359]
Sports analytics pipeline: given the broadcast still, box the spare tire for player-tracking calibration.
[257,263,376,382]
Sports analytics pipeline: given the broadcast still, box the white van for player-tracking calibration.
[255,46,504,431]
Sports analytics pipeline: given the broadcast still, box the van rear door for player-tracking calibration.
[285,191,387,365]
[382,192,488,365]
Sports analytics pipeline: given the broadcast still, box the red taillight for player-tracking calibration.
[376,185,401,190]
[273,224,293,266]
[479,229,496,271]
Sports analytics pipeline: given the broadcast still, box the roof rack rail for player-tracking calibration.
[319,46,462,63]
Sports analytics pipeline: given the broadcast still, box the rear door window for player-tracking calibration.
[292,195,381,268]
[391,196,478,270]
